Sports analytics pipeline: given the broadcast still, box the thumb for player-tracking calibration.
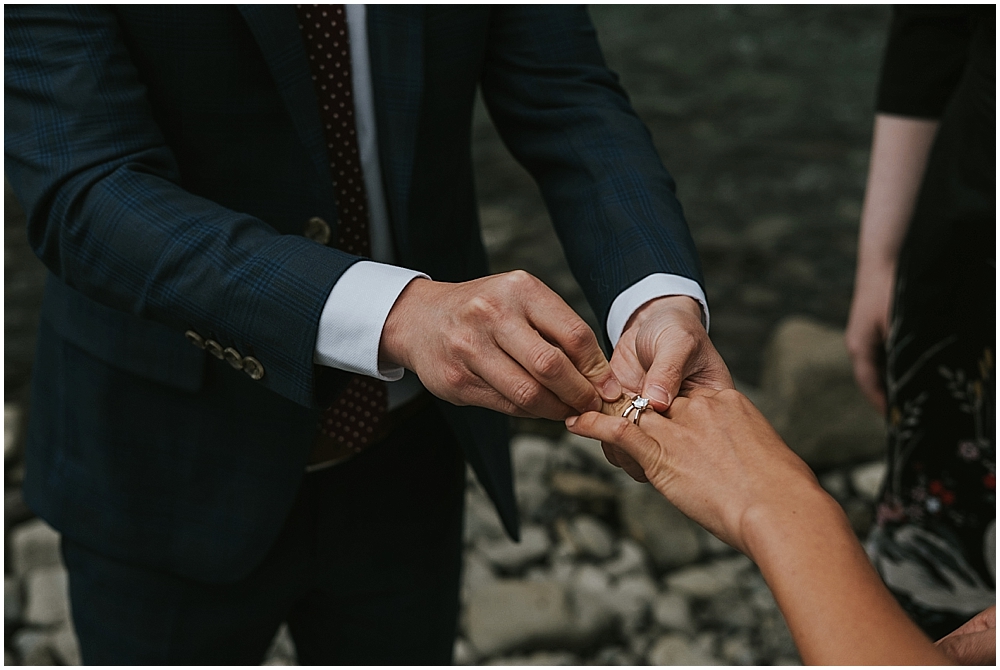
[639,343,689,412]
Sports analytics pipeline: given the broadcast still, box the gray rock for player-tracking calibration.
[51,624,81,666]
[5,575,22,626]
[464,580,614,658]
[572,564,611,593]
[602,538,649,578]
[697,526,735,556]
[10,518,62,577]
[485,650,580,665]
[559,432,619,476]
[590,645,638,665]
[453,636,479,666]
[620,484,701,570]
[5,403,21,461]
[603,575,657,634]
[819,469,851,500]
[514,478,550,520]
[665,555,752,599]
[704,589,756,628]
[652,592,694,633]
[721,632,756,665]
[463,550,497,595]
[549,471,616,500]
[850,461,886,501]
[12,628,58,666]
[774,656,804,665]
[479,525,550,573]
[647,633,721,665]
[758,317,885,467]
[464,487,506,544]
[511,435,554,483]
[844,498,874,536]
[567,515,616,560]
[23,566,71,626]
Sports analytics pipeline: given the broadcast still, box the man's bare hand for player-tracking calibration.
[603,295,733,481]
[379,271,621,420]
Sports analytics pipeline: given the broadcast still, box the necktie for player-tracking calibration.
[297,4,388,463]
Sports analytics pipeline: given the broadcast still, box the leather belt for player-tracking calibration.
[306,390,432,472]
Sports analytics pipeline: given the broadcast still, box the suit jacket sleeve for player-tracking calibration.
[4,4,353,408]
[479,5,704,340]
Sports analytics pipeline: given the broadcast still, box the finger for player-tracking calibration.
[494,320,605,414]
[441,369,537,418]
[566,412,662,474]
[600,442,621,468]
[850,356,888,415]
[525,296,621,402]
[468,347,576,420]
[637,331,694,411]
[609,336,645,393]
[603,442,648,482]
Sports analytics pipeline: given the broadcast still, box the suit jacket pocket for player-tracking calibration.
[40,274,205,392]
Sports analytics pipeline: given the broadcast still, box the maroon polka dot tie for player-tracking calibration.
[297,4,388,463]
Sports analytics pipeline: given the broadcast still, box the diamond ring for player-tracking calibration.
[622,395,651,425]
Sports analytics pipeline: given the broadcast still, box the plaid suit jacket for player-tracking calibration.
[5,5,703,582]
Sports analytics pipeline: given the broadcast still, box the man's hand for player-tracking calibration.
[379,271,621,420]
[936,606,996,665]
[845,261,894,416]
[604,295,732,481]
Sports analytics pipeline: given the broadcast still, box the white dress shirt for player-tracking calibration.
[314,5,709,408]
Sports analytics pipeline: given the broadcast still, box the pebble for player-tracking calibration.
[23,566,71,626]
[602,538,649,578]
[722,632,757,665]
[647,633,721,665]
[510,435,554,482]
[819,470,851,500]
[51,623,82,666]
[619,484,701,569]
[479,525,551,573]
[850,461,887,502]
[453,636,479,666]
[549,471,616,500]
[567,515,616,560]
[652,592,694,633]
[6,575,22,626]
[10,518,62,577]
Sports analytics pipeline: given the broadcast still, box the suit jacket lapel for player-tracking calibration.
[237,5,333,201]
[366,5,424,255]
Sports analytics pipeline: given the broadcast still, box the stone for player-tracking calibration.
[514,478,550,520]
[647,633,721,665]
[572,564,611,593]
[464,580,614,658]
[759,611,800,661]
[697,526,734,556]
[850,461,887,501]
[819,469,851,500]
[604,575,657,634]
[485,650,579,665]
[51,624,82,666]
[559,432,620,476]
[6,488,34,529]
[10,518,62,577]
[757,317,885,467]
[23,566,71,626]
[479,525,551,573]
[721,633,757,665]
[602,538,649,578]
[652,592,694,633]
[6,575,23,626]
[549,471,617,500]
[665,555,752,599]
[463,550,497,595]
[619,484,701,570]
[704,589,756,628]
[5,403,21,460]
[510,434,554,483]
[590,645,638,665]
[464,487,506,544]
[566,515,616,560]
[844,498,874,537]
[12,628,59,666]
[453,636,479,666]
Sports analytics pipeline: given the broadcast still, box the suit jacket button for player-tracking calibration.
[223,347,244,370]
[185,330,206,349]
[205,339,225,360]
[242,356,265,380]
[304,217,331,245]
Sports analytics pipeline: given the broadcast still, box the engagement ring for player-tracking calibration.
[622,395,650,424]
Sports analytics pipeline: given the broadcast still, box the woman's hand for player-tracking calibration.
[566,388,822,557]
[936,606,996,665]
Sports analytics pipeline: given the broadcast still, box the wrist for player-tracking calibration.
[740,482,842,566]
[379,277,432,371]
[624,294,703,333]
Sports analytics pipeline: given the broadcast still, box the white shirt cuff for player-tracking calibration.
[606,274,710,347]
[313,261,429,381]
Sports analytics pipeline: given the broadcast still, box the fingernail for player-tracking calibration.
[602,377,622,400]
[645,384,671,407]
[565,415,579,428]
[587,396,603,413]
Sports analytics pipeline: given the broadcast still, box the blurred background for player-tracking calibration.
[5,5,893,665]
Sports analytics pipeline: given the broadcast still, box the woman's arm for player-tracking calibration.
[567,390,953,664]
[845,113,937,415]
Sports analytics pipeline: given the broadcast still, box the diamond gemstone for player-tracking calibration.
[632,396,650,409]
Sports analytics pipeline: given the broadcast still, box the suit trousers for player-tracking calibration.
[60,402,467,665]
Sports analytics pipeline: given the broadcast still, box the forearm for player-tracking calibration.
[855,114,938,273]
[744,488,950,665]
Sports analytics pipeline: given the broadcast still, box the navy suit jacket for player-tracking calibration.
[5,5,703,583]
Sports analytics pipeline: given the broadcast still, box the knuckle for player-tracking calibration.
[510,379,542,409]
[564,319,596,353]
[465,295,498,322]
[612,417,632,442]
[530,344,565,379]
[442,364,470,389]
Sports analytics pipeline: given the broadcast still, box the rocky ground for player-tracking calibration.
[5,5,894,666]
